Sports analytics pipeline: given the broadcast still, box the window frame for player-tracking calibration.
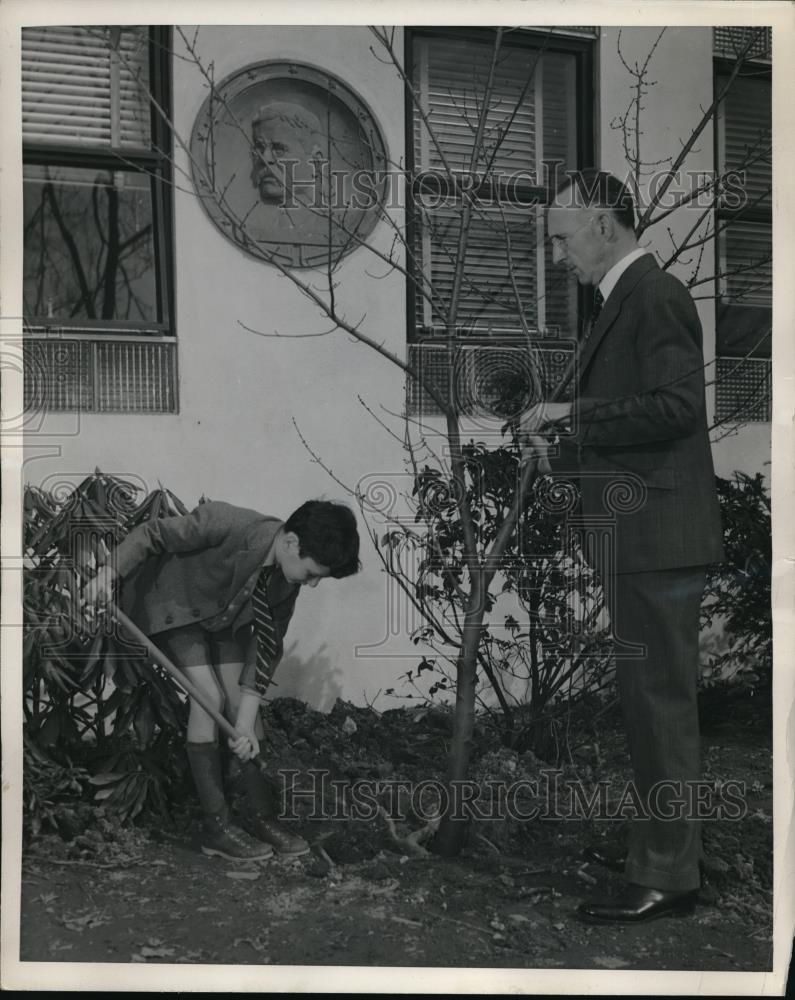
[22,25,175,338]
[403,26,595,347]
[712,43,772,425]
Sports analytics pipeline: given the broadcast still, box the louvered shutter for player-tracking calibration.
[723,220,772,305]
[718,73,771,209]
[414,37,538,176]
[716,72,772,307]
[22,26,150,148]
[412,36,577,336]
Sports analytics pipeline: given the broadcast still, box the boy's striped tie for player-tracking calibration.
[252,566,278,695]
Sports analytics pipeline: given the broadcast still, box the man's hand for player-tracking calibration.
[84,565,118,607]
[229,731,260,762]
[520,434,553,473]
[519,401,573,434]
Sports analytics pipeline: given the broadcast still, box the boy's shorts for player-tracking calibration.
[152,622,255,671]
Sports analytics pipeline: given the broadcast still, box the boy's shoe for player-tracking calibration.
[250,817,310,857]
[200,815,274,861]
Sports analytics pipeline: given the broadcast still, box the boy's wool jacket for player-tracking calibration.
[114,500,299,666]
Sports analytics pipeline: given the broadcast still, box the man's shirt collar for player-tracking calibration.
[598,247,648,304]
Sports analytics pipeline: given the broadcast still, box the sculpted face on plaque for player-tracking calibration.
[190,63,388,268]
[249,102,325,210]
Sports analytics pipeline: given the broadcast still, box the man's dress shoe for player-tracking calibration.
[577,883,698,924]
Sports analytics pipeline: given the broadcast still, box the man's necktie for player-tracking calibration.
[251,565,279,695]
[583,287,605,343]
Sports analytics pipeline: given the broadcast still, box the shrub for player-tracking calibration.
[376,444,614,761]
[23,471,190,835]
[701,472,771,692]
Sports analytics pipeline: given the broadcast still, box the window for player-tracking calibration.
[22,26,176,413]
[713,26,772,424]
[405,28,594,416]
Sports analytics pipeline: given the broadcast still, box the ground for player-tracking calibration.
[18,689,773,973]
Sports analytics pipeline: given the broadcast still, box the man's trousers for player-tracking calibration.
[606,566,707,892]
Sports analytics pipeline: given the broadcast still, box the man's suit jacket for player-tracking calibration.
[113,501,299,658]
[566,254,725,575]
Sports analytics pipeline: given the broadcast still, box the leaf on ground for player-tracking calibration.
[63,910,110,931]
[138,943,176,958]
[175,950,205,963]
[703,943,735,959]
[47,939,73,953]
[225,870,260,880]
[234,936,270,953]
[367,878,399,896]
[131,939,176,961]
[594,955,631,969]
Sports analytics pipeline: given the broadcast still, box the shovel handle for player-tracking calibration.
[108,603,269,773]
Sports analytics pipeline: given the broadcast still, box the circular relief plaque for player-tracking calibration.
[189,61,389,269]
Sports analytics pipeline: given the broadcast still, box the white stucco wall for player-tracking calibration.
[22,25,770,709]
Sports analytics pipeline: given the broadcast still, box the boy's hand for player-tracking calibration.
[84,565,118,607]
[229,731,260,762]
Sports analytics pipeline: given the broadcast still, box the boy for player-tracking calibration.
[86,498,360,861]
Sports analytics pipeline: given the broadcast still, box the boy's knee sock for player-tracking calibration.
[240,760,277,818]
[186,741,227,818]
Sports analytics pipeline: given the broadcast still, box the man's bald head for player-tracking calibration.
[553,169,636,233]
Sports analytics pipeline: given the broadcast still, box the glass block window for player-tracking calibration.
[714,357,772,424]
[406,338,576,418]
[713,26,772,63]
[24,338,178,414]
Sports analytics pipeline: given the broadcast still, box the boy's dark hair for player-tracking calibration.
[555,168,636,233]
[284,500,361,578]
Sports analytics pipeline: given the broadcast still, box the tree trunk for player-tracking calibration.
[432,574,485,857]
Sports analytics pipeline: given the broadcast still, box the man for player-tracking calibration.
[522,169,724,923]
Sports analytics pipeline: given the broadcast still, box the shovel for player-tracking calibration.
[106,602,274,782]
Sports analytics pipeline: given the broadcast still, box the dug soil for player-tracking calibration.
[19,689,773,972]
